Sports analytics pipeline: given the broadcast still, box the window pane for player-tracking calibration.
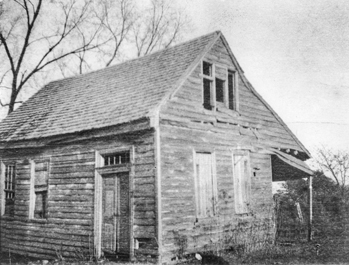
[203,61,212,76]
[103,152,130,166]
[228,71,235,110]
[216,78,224,103]
[34,191,47,218]
[203,79,212,110]
[4,165,16,217]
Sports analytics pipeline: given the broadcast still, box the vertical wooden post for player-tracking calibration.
[308,176,313,241]
[0,161,4,253]
[94,151,103,258]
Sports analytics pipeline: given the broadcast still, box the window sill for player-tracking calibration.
[0,215,15,221]
[28,218,48,224]
[216,106,240,117]
[0,216,49,224]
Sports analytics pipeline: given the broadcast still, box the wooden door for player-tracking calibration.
[102,173,130,254]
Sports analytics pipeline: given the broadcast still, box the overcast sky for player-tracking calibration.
[1,0,348,153]
[174,0,349,152]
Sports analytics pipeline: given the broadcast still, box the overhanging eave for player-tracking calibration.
[270,149,313,181]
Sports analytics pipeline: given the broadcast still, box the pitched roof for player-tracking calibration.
[0,31,220,142]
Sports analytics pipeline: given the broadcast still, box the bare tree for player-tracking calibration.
[314,147,349,195]
[133,0,185,57]
[0,0,189,117]
[0,0,102,114]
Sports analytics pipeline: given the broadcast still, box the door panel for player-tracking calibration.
[101,173,129,254]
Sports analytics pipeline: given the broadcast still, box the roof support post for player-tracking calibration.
[308,176,313,242]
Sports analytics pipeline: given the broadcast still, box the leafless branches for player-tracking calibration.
[133,0,185,57]
[0,0,189,116]
[314,147,349,194]
[0,0,102,114]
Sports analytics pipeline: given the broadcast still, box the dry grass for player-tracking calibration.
[1,237,348,265]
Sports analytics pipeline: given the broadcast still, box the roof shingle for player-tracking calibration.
[0,32,219,142]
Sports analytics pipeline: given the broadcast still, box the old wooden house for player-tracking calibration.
[0,31,312,263]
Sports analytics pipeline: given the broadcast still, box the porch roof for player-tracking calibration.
[270,149,313,181]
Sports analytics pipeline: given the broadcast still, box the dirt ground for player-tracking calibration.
[1,240,349,265]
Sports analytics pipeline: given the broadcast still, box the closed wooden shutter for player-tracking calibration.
[233,153,251,214]
[195,153,217,217]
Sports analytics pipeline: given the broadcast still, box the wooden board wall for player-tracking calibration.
[158,37,280,262]
[0,129,157,260]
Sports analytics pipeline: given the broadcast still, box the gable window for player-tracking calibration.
[194,152,217,217]
[30,160,49,219]
[228,70,237,110]
[202,61,238,111]
[102,151,130,166]
[202,61,213,110]
[233,152,251,214]
[4,164,16,216]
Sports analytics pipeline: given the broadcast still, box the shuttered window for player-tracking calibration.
[233,152,251,214]
[29,160,49,219]
[194,152,217,217]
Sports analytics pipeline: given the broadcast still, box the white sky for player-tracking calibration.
[174,0,349,152]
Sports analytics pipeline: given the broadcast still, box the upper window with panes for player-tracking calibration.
[202,61,237,111]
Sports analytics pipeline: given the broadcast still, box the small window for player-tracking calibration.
[194,152,217,217]
[103,152,130,166]
[34,161,49,219]
[228,71,237,110]
[4,164,16,216]
[215,78,225,103]
[203,61,212,76]
[233,153,251,214]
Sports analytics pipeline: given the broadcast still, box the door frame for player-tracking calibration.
[94,147,135,259]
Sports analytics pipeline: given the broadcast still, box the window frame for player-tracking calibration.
[193,150,217,218]
[232,151,251,214]
[202,60,239,112]
[0,161,17,217]
[228,70,238,111]
[202,61,215,110]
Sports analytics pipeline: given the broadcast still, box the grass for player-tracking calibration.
[1,237,348,265]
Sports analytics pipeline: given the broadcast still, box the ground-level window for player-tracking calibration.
[30,160,49,219]
[233,152,251,214]
[4,164,16,216]
[194,152,217,217]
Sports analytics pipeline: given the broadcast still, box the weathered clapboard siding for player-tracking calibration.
[158,36,278,262]
[162,38,302,154]
[0,126,157,259]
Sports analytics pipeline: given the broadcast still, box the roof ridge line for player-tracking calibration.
[47,31,222,87]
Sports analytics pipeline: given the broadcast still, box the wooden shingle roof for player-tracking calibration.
[0,32,219,142]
